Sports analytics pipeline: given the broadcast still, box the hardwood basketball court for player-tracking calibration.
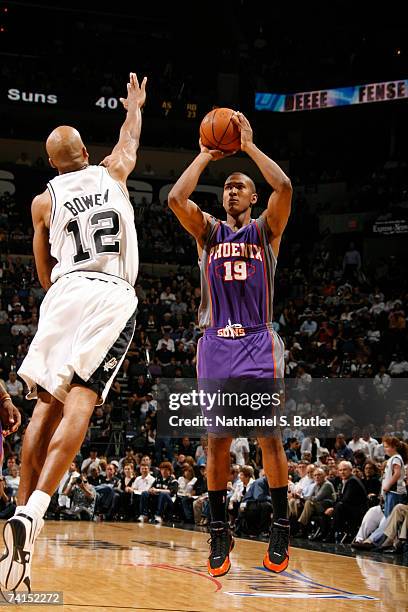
[1,520,406,611]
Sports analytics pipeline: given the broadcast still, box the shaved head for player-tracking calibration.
[46,125,89,173]
[225,172,256,194]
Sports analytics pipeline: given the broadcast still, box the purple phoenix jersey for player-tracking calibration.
[198,215,285,380]
[199,215,276,328]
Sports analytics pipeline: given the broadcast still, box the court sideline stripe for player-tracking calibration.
[62,604,200,611]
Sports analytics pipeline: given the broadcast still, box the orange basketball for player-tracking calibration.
[199,107,241,153]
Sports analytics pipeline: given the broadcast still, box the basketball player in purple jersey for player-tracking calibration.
[168,111,292,577]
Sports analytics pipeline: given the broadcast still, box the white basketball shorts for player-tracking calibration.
[18,271,137,405]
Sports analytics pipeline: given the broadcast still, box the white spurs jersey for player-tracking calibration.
[47,165,138,285]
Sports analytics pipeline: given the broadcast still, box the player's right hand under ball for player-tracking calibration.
[199,138,237,160]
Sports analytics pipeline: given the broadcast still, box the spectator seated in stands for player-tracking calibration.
[353,449,368,472]
[376,503,408,553]
[323,460,368,543]
[301,436,321,463]
[4,463,20,501]
[288,462,315,522]
[5,371,24,407]
[172,453,187,478]
[176,436,196,459]
[361,460,382,505]
[1,454,18,477]
[285,437,301,463]
[94,462,120,520]
[132,463,155,518]
[176,463,197,523]
[0,473,17,519]
[296,468,336,539]
[195,436,208,465]
[119,446,138,473]
[348,428,370,456]
[334,433,354,462]
[137,461,178,524]
[128,374,153,424]
[234,474,272,537]
[352,437,408,550]
[228,466,255,526]
[192,465,209,526]
[116,464,137,520]
[81,448,100,477]
[226,465,241,505]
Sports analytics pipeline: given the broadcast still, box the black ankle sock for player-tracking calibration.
[208,490,227,523]
[269,486,288,521]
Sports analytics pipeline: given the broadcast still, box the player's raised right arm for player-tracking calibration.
[32,191,55,291]
[168,143,226,248]
[101,72,147,185]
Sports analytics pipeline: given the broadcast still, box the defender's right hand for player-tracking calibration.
[120,72,147,111]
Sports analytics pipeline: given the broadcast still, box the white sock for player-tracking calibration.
[15,505,25,515]
[25,490,51,520]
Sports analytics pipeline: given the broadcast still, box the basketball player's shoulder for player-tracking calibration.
[98,161,128,194]
[32,189,51,214]
[31,189,52,228]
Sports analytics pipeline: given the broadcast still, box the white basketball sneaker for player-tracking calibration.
[0,511,44,592]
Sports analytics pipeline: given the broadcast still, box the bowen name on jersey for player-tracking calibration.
[64,189,110,217]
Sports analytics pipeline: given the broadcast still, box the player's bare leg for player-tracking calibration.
[206,436,235,577]
[34,386,97,494]
[258,436,290,572]
[17,393,63,506]
[0,385,97,592]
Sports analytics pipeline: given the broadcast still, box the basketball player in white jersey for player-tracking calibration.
[0,72,147,592]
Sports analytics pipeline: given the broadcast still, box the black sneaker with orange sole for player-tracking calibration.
[263,519,290,573]
[207,521,234,577]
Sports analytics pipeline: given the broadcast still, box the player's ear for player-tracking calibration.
[83,147,89,161]
[250,193,258,206]
[48,157,56,169]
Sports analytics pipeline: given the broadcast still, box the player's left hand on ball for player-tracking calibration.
[199,138,237,160]
[120,72,147,111]
[231,111,253,151]
[0,399,21,437]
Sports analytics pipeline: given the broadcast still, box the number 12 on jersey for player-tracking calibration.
[66,210,121,264]
[224,260,247,281]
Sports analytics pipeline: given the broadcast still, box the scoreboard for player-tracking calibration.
[2,87,203,120]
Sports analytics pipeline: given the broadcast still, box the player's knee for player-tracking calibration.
[32,397,63,425]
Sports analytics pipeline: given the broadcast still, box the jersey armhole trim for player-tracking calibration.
[204,218,220,250]
[255,215,277,266]
[102,166,135,218]
[47,182,57,232]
